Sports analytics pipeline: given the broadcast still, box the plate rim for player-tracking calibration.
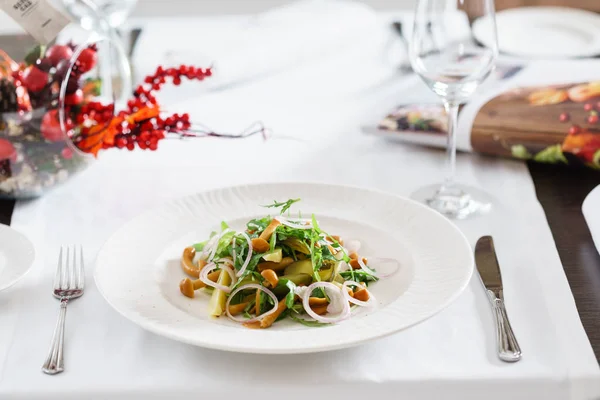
[0,224,36,292]
[94,181,474,354]
[473,6,600,59]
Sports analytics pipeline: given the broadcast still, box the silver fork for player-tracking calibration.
[42,246,85,375]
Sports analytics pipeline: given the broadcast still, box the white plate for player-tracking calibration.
[473,7,600,59]
[0,224,35,291]
[95,183,473,354]
[583,184,600,255]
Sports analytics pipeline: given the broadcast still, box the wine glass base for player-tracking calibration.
[411,183,492,220]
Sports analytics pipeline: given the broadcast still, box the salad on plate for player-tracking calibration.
[178,199,399,329]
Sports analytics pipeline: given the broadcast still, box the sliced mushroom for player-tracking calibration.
[259,219,281,241]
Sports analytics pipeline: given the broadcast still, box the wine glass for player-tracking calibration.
[409,0,498,219]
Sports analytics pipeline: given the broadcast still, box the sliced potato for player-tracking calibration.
[282,238,311,254]
[280,273,312,286]
[262,248,282,263]
[257,257,294,272]
[284,259,313,276]
[208,270,232,317]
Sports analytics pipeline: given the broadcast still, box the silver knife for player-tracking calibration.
[475,236,522,362]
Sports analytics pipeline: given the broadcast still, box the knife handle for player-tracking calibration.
[487,290,522,362]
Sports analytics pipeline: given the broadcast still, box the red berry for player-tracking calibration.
[559,112,570,122]
[568,124,581,135]
[149,141,158,151]
[61,147,73,159]
[46,45,73,67]
[35,57,53,72]
[0,138,17,162]
[76,48,97,73]
[173,77,181,86]
[41,110,71,142]
[65,89,83,106]
[22,66,48,92]
[584,103,594,112]
[126,142,135,151]
[205,68,212,77]
[588,114,599,124]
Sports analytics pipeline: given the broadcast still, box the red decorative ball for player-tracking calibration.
[46,44,74,67]
[41,110,72,142]
[568,124,581,136]
[584,103,594,112]
[559,112,570,123]
[588,114,599,124]
[22,66,48,92]
[61,147,73,159]
[0,138,17,162]
[65,89,84,106]
[76,48,97,73]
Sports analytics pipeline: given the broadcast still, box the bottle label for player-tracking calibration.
[0,0,71,45]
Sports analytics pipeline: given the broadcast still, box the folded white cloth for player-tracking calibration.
[132,0,389,89]
[583,185,600,255]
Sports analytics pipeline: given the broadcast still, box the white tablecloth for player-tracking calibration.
[1,11,599,400]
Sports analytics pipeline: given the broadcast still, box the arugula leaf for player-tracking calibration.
[275,309,290,322]
[247,217,270,233]
[340,270,379,284]
[262,198,301,214]
[214,231,236,258]
[244,300,256,313]
[289,313,329,327]
[311,214,321,232]
[192,241,208,252]
[284,279,296,308]
[269,231,277,252]
[221,221,229,231]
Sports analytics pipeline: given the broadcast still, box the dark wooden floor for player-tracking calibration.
[1,162,599,361]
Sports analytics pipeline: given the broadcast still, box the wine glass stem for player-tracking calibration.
[443,102,459,191]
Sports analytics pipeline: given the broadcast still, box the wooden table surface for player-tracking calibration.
[528,161,600,361]
[1,162,599,362]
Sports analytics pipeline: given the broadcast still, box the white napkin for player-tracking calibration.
[132,0,389,89]
[583,185,600,255]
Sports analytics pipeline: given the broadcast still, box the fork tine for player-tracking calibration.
[54,247,63,290]
[77,245,85,289]
[69,245,77,290]
[61,246,69,289]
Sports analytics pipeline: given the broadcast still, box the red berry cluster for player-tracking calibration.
[111,113,194,151]
[76,101,115,125]
[71,64,217,155]
[127,65,212,113]
[559,101,600,136]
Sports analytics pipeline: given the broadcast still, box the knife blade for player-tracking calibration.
[475,236,503,296]
[475,236,522,362]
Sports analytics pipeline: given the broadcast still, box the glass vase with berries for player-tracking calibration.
[0,21,130,199]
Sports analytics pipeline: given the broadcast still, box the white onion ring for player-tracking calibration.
[236,232,253,277]
[274,216,313,230]
[199,234,219,260]
[199,262,236,293]
[301,282,350,324]
[226,283,279,323]
[232,234,237,265]
[358,257,400,278]
[356,257,378,277]
[342,280,376,308]
[207,228,231,262]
